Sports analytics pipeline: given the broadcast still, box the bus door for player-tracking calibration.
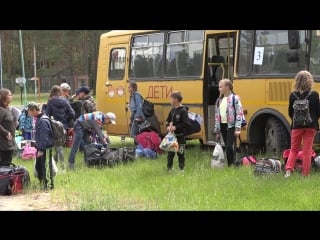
[204,32,235,143]
[104,44,130,135]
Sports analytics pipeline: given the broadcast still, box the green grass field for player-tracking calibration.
[12,137,320,210]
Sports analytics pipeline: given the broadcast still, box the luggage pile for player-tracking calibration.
[84,144,135,168]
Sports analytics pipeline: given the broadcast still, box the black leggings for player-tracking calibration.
[0,150,13,166]
[220,124,235,166]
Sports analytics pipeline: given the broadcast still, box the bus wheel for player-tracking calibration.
[265,117,289,154]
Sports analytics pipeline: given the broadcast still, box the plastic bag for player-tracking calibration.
[159,132,179,152]
[211,143,224,168]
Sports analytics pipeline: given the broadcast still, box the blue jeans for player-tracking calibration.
[22,131,32,140]
[68,122,89,165]
[130,120,142,139]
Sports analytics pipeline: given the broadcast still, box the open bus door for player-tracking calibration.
[204,32,235,144]
[104,45,130,135]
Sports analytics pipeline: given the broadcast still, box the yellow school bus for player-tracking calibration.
[96,30,320,153]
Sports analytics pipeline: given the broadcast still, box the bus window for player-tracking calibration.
[129,32,164,79]
[238,30,254,76]
[109,48,126,80]
[310,30,320,80]
[218,36,234,79]
[253,30,306,75]
[165,30,204,78]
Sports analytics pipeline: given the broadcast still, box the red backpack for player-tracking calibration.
[136,131,162,153]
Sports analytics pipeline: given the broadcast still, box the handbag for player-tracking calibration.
[159,132,179,152]
[22,143,37,160]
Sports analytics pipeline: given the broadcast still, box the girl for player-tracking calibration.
[128,82,145,139]
[214,79,244,166]
[285,70,320,177]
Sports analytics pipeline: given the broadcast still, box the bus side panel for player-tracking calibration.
[96,36,130,135]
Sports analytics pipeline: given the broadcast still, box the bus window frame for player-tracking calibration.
[129,30,205,81]
[108,47,127,81]
[129,31,165,81]
[164,30,205,79]
[235,30,312,79]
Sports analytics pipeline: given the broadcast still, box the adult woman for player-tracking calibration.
[285,70,320,177]
[0,89,16,166]
[128,82,145,139]
[214,79,244,166]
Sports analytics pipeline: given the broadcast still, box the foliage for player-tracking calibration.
[0,30,108,93]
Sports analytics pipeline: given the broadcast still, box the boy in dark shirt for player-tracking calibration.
[166,91,189,172]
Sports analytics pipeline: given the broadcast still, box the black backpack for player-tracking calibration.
[292,91,313,127]
[184,106,202,136]
[135,92,154,117]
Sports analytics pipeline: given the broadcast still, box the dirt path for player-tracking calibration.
[0,192,69,211]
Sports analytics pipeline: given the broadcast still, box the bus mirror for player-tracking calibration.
[287,50,299,63]
[288,30,300,50]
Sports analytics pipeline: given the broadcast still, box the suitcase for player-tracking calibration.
[0,163,30,195]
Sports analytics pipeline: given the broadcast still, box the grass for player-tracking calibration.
[12,137,320,210]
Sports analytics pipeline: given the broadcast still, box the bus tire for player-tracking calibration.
[265,117,289,154]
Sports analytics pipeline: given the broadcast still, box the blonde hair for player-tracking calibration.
[294,70,313,92]
[219,79,233,97]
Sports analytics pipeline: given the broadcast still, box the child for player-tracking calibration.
[166,91,189,172]
[18,107,34,140]
[27,102,54,190]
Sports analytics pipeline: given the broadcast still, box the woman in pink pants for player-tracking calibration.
[285,70,320,177]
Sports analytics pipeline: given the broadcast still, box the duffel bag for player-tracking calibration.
[0,163,30,195]
[84,144,105,167]
[254,158,281,175]
[85,145,135,168]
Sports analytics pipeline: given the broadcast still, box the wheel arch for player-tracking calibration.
[247,108,291,146]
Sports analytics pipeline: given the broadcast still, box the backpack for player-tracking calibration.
[136,131,162,153]
[42,116,67,147]
[292,91,313,128]
[21,143,37,160]
[135,92,154,117]
[184,106,202,136]
[232,94,246,128]
[254,158,282,175]
[236,155,257,166]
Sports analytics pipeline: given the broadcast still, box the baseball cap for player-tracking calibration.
[27,102,40,111]
[60,83,71,91]
[105,112,116,124]
[77,86,90,94]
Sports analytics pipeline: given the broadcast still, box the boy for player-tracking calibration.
[68,111,116,170]
[27,102,54,190]
[166,91,189,172]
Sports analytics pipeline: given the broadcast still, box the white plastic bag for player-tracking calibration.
[211,143,224,168]
[159,132,179,152]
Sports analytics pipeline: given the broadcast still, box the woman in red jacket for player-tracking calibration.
[285,70,320,177]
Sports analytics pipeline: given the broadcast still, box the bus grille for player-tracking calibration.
[267,81,293,103]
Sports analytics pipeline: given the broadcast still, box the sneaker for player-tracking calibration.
[180,169,185,175]
[68,163,75,170]
[284,170,291,178]
[167,168,173,173]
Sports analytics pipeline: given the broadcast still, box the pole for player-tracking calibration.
[19,30,27,106]
[0,37,2,89]
[33,43,37,99]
